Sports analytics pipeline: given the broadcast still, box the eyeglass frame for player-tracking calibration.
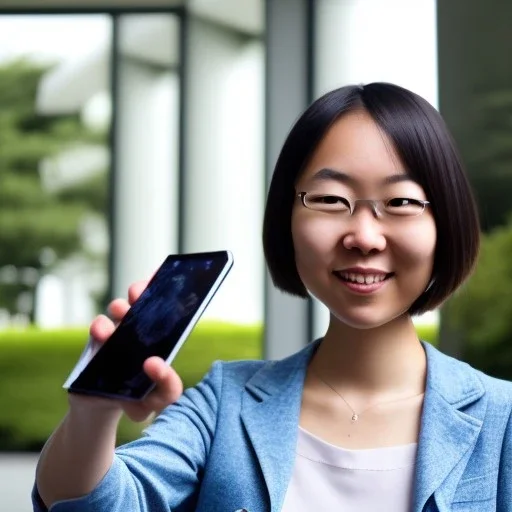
[297,191,431,218]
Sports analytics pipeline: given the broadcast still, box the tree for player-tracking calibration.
[0,58,107,315]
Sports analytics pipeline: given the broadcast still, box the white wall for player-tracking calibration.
[183,18,265,324]
[314,0,438,106]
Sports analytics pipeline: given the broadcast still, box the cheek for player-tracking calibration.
[291,212,340,265]
[393,220,437,270]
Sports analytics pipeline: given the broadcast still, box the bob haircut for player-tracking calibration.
[263,82,480,316]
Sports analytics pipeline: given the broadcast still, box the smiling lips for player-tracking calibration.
[333,268,393,293]
[338,272,387,285]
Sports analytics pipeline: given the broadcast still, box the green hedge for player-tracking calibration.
[0,322,436,452]
[446,217,512,380]
[416,324,437,346]
[0,322,262,451]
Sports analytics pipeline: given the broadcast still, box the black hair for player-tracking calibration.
[262,82,480,315]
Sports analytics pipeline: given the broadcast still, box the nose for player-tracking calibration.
[342,208,387,254]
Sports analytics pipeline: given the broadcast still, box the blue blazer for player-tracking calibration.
[35,341,512,512]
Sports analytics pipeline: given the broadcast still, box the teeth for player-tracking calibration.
[339,272,387,284]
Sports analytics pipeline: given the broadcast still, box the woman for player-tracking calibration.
[33,83,511,512]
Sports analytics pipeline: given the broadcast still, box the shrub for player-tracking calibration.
[416,324,438,345]
[447,216,512,380]
[0,322,262,451]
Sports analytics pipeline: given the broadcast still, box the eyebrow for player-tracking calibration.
[311,168,415,186]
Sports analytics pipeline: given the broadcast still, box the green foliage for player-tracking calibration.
[0,322,439,452]
[415,324,438,346]
[447,217,512,379]
[0,60,46,112]
[57,171,108,214]
[0,58,107,314]
[0,207,85,266]
[0,322,262,451]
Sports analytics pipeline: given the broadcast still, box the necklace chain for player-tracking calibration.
[310,368,424,422]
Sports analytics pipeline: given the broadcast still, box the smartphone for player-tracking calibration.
[64,250,233,400]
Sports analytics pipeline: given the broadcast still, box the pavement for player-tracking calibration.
[0,453,38,512]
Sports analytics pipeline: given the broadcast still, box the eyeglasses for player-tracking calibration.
[298,192,430,218]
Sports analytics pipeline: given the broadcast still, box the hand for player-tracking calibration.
[69,280,184,423]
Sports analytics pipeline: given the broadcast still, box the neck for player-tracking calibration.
[311,313,426,397]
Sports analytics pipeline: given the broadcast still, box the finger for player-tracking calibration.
[122,401,154,423]
[107,298,130,323]
[127,280,149,306]
[89,314,115,343]
[143,357,183,406]
[123,362,182,422]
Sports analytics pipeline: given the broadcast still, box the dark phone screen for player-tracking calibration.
[69,251,231,399]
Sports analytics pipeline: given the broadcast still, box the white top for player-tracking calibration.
[281,427,417,512]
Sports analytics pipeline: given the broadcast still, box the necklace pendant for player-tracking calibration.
[351,413,359,421]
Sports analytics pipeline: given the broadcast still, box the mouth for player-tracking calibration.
[332,270,394,293]
[333,270,394,284]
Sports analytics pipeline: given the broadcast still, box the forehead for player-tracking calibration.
[299,110,407,186]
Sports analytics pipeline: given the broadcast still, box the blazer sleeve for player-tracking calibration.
[498,408,512,512]
[32,361,223,512]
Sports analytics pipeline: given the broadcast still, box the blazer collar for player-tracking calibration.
[241,342,317,511]
[413,342,487,511]
[240,340,487,512]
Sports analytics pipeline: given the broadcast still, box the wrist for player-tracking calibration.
[67,393,124,426]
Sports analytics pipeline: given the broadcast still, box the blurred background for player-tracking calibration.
[0,0,510,509]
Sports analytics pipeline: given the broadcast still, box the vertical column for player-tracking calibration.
[314,0,438,103]
[264,0,312,359]
[111,14,180,298]
[181,16,265,325]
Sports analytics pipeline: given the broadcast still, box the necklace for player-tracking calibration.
[310,368,425,422]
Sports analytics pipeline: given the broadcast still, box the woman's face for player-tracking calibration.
[292,111,437,329]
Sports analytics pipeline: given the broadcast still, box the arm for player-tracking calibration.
[34,283,187,511]
[35,402,122,508]
[33,362,222,512]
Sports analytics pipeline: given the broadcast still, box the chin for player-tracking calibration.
[306,281,421,331]
[329,305,412,331]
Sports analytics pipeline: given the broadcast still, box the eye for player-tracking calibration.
[385,198,425,216]
[304,194,351,212]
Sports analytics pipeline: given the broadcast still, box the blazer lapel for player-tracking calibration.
[241,343,318,512]
[240,340,487,512]
[413,343,487,511]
